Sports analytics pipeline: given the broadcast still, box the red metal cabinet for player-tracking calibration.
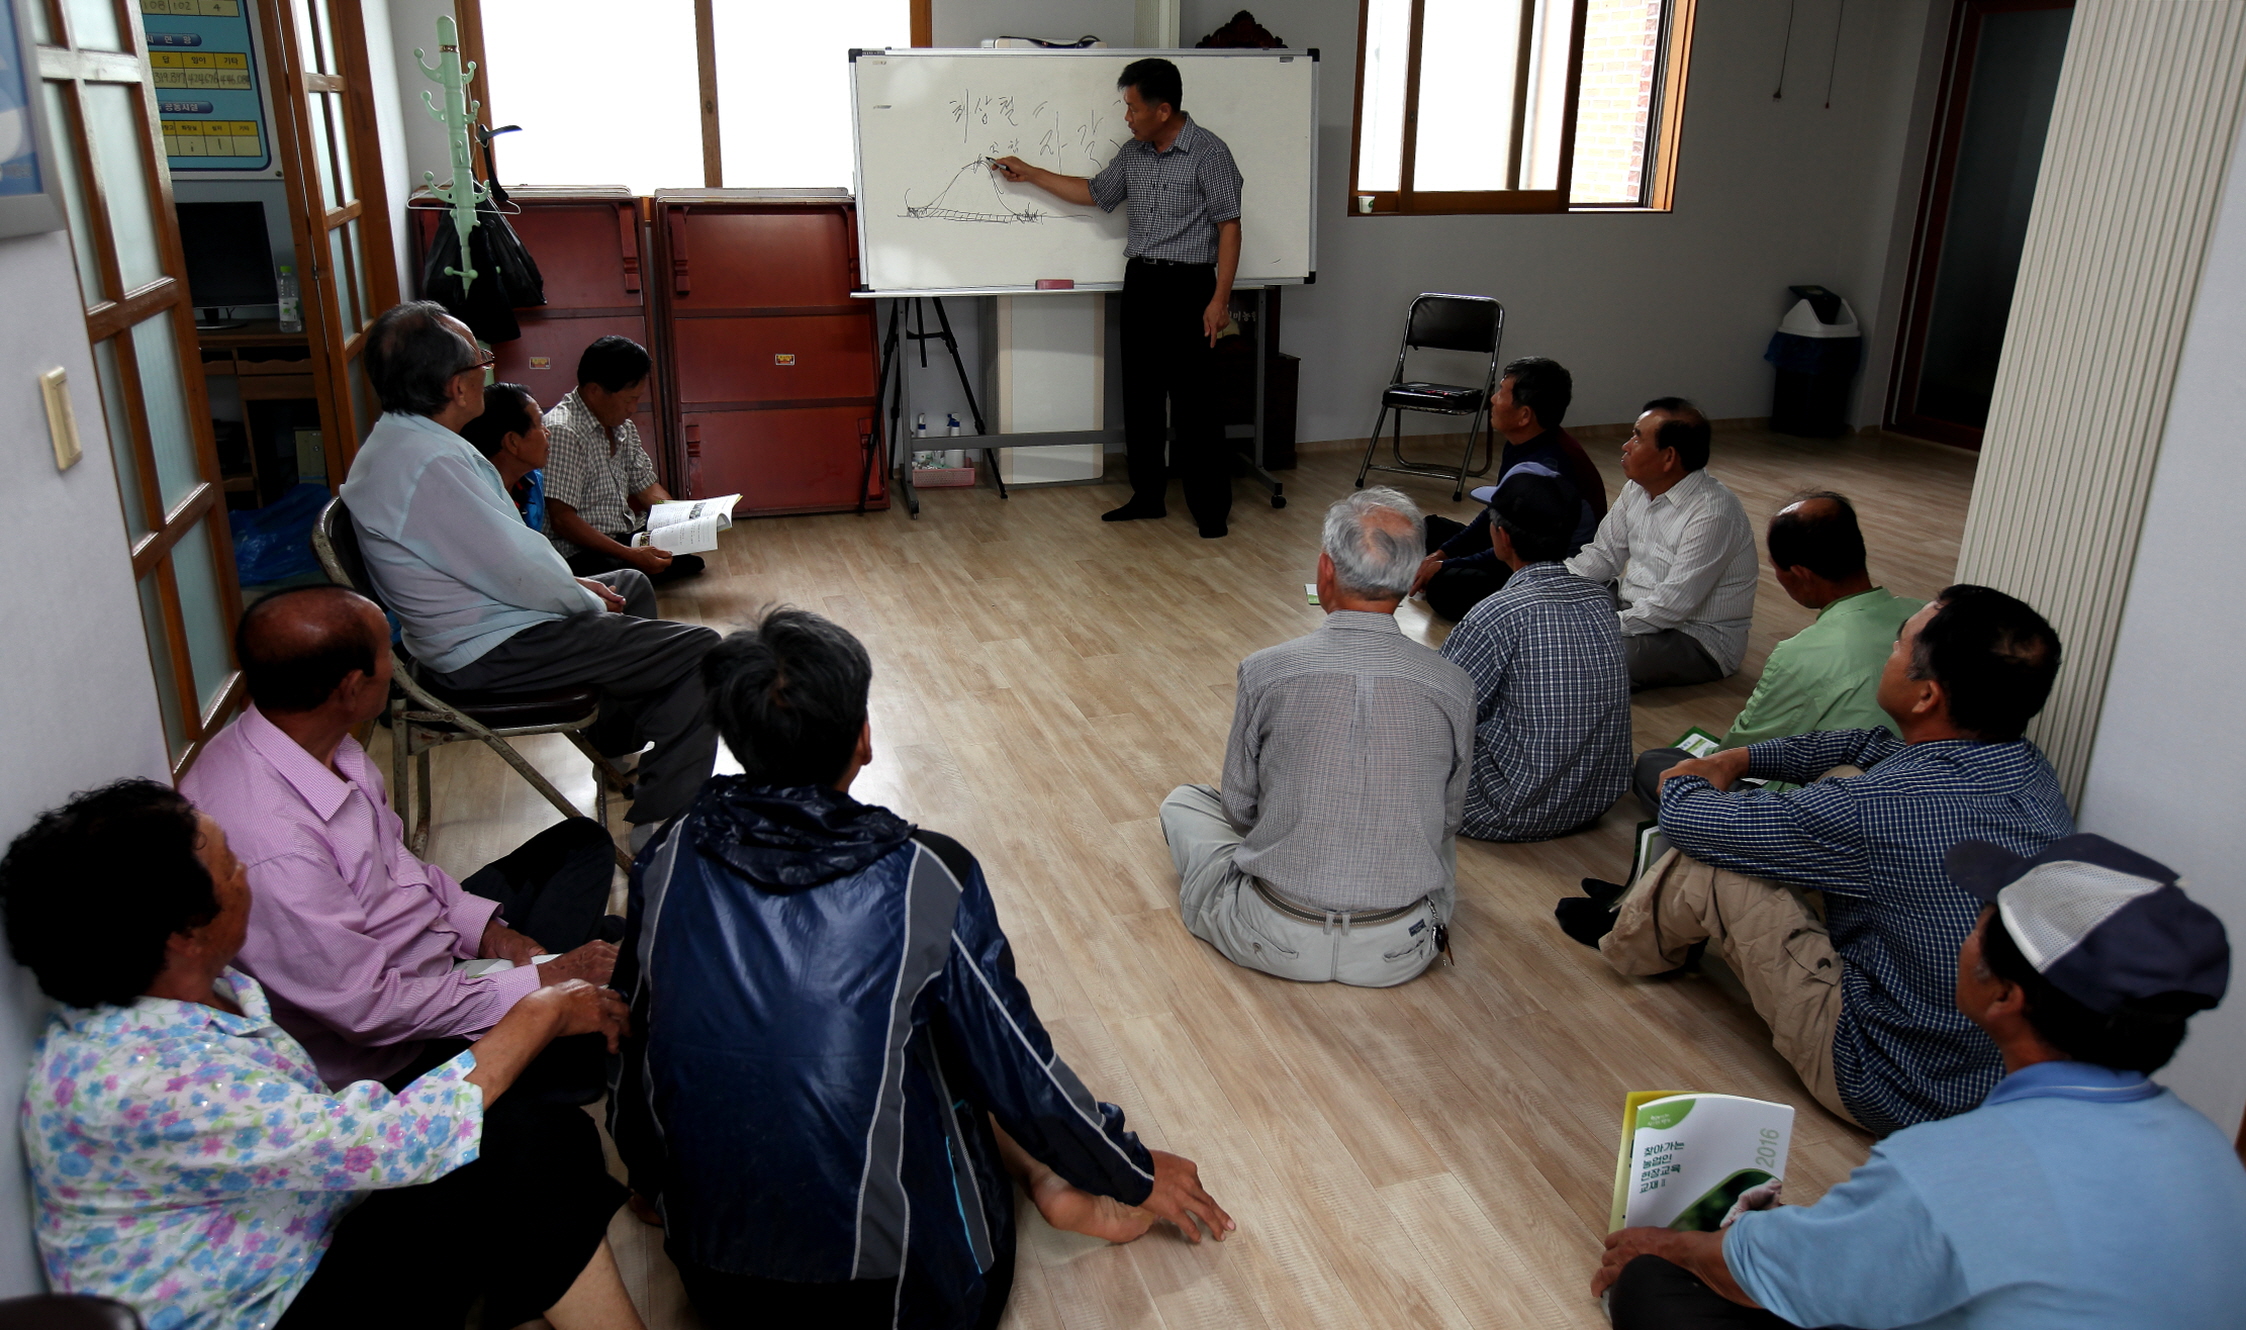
[412,188,668,485]
[652,190,885,516]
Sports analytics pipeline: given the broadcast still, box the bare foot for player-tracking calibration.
[1028,1165,1156,1244]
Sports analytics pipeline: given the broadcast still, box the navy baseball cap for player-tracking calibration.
[1946,834,2229,1015]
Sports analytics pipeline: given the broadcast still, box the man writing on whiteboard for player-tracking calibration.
[993,57,1245,538]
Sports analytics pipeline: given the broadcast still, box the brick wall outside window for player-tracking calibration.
[1569,0,1664,205]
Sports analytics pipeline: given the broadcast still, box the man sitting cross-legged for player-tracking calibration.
[340,301,721,851]
[1411,355,1610,622]
[1565,399,1759,690]
[1439,470,1630,841]
[1630,492,1924,815]
[1162,486,1476,986]
[1556,586,2075,1132]
[1595,834,2246,1330]
[610,608,1232,1330]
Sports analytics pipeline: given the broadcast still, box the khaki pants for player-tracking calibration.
[1599,847,1861,1128]
[1160,785,1447,987]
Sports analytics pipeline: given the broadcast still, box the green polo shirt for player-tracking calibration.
[1721,587,1925,749]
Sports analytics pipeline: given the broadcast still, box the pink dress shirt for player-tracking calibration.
[179,705,542,1087]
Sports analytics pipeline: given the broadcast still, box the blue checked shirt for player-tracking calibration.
[1658,729,2074,1132]
[1439,563,1631,841]
[1088,117,1243,263]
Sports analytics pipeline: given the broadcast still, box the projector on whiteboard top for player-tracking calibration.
[980,36,1108,48]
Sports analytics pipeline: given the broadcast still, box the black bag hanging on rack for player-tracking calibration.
[419,124,546,344]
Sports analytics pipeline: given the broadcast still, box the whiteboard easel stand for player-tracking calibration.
[867,286,1290,518]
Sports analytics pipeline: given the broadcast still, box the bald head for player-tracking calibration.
[236,586,386,715]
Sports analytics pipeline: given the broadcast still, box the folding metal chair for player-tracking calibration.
[311,499,632,869]
[1353,293,1507,500]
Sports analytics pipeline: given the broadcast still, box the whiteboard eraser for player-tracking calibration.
[1034,278,1076,290]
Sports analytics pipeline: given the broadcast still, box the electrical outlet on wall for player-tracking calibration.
[40,368,81,471]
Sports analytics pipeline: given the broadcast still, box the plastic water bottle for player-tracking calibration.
[276,265,302,332]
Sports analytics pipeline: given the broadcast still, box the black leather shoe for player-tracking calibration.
[1198,521,1228,539]
[1101,501,1166,522]
[1555,896,1619,948]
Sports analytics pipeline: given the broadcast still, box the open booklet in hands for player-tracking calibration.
[1609,1090,1794,1233]
[631,494,743,556]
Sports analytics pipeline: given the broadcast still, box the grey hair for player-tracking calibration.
[363,300,478,416]
[1322,486,1425,598]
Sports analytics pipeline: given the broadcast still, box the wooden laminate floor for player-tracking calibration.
[378,426,1978,1330]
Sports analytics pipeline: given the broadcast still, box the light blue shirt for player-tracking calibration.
[338,412,599,673]
[1725,1061,2246,1328]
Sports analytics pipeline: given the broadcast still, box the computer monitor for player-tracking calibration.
[175,200,278,319]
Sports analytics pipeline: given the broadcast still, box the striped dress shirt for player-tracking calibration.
[1439,562,1631,840]
[1088,117,1243,264]
[1566,468,1759,673]
[1658,728,2075,1131]
[1222,611,1476,913]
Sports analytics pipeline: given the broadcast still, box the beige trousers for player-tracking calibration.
[1598,847,1862,1128]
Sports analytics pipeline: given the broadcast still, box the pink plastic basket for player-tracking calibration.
[912,464,977,488]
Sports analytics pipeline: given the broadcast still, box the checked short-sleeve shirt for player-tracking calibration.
[542,388,658,556]
[1439,562,1631,841]
[1656,729,2075,1131]
[1088,117,1243,263]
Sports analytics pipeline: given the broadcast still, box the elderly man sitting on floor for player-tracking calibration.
[1161,486,1476,986]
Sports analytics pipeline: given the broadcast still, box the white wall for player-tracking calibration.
[366,0,418,297]
[0,229,177,1294]
[2078,104,2246,1137]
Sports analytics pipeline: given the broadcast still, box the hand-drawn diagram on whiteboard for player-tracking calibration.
[898,87,1127,225]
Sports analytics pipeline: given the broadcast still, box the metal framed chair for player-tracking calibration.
[1353,293,1507,500]
[311,498,632,869]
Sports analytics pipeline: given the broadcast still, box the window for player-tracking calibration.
[1349,0,1695,215]
[474,0,918,195]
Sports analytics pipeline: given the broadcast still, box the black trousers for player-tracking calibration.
[1634,746,1696,819]
[566,538,706,584]
[276,1091,626,1329]
[1606,1255,1798,1329]
[1121,257,1231,524]
[676,1241,1015,1330]
[1421,513,1513,621]
[458,815,617,955]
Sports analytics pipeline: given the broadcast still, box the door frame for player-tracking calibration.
[256,0,400,485]
[1885,0,2076,449]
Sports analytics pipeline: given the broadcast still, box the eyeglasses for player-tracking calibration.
[456,351,498,376]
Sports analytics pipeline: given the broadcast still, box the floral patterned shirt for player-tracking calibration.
[20,969,484,1330]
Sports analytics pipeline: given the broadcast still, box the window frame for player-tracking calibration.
[1347,0,1697,217]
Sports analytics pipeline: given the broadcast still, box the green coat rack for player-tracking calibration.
[416,15,485,295]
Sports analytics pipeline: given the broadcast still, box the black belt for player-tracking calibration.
[1128,255,1215,269]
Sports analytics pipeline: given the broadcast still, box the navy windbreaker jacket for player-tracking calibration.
[608,778,1156,1329]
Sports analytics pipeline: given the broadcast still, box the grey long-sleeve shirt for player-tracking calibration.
[339,411,600,673]
[1222,611,1476,913]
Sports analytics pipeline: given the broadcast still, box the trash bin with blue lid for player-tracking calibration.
[1765,285,1861,438]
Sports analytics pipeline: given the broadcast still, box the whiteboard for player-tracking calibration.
[850,48,1317,294]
